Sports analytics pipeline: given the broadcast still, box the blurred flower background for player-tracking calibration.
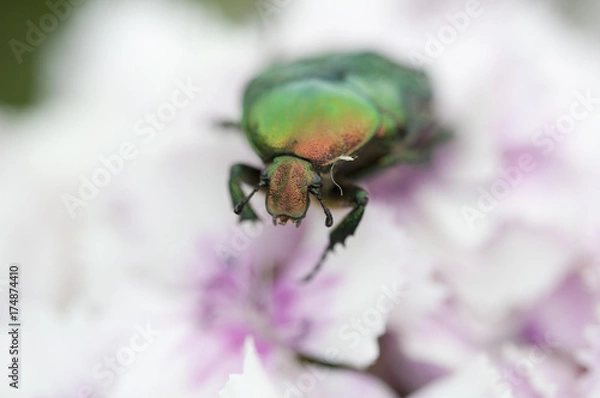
[1,0,600,397]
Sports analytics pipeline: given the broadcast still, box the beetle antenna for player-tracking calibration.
[330,155,356,196]
[234,182,265,215]
[312,189,333,227]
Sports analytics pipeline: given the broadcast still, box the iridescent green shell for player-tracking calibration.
[241,52,432,167]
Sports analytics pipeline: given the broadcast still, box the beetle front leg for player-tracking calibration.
[215,119,241,130]
[302,185,368,282]
[376,128,453,169]
[229,163,262,222]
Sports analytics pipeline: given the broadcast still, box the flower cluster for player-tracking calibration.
[1,0,599,397]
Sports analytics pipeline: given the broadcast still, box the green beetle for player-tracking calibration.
[228,52,449,280]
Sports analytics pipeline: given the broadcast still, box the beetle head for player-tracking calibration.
[263,156,333,227]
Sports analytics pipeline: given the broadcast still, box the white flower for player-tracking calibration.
[2,0,600,397]
[219,338,279,398]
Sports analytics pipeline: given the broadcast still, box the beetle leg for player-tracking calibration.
[214,119,241,130]
[296,352,356,371]
[229,163,262,222]
[302,184,368,282]
[376,128,453,169]
[377,146,431,168]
